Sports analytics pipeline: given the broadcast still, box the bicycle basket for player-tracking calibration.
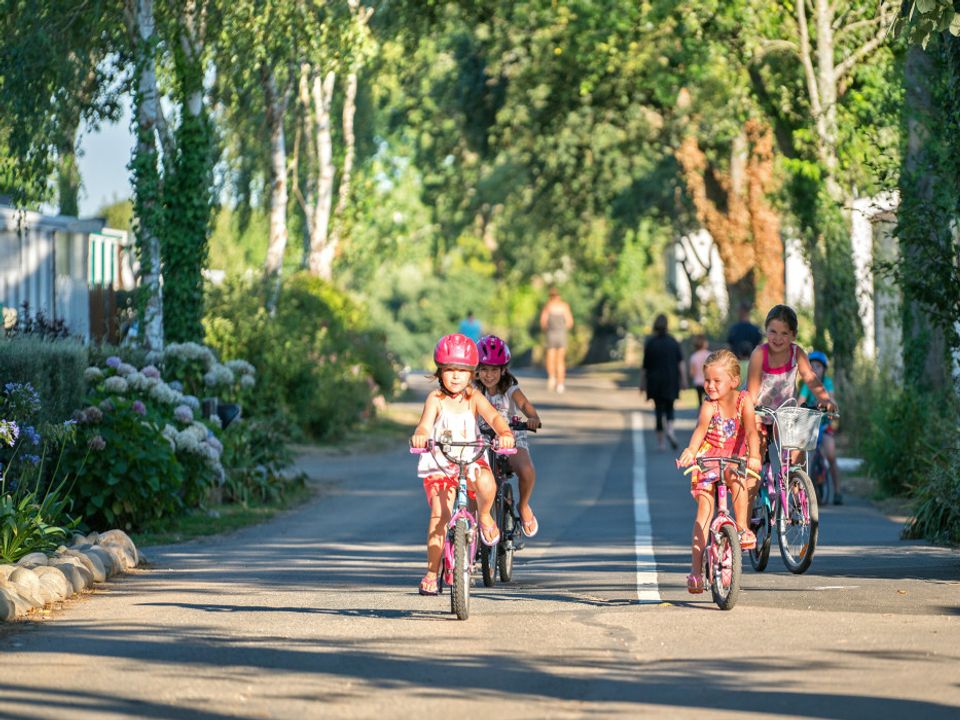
[775,407,823,450]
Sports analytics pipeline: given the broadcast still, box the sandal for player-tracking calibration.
[686,573,704,594]
[521,511,539,538]
[739,529,757,550]
[479,522,501,547]
[418,575,439,596]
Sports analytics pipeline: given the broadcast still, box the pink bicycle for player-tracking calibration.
[411,431,515,620]
[683,456,760,610]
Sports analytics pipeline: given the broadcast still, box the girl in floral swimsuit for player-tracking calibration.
[678,350,761,594]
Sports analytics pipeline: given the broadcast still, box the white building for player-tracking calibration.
[0,203,132,341]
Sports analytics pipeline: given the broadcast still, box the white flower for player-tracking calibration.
[174,429,201,453]
[165,342,217,368]
[203,364,235,388]
[181,395,201,411]
[239,374,256,389]
[174,404,194,424]
[208,414,222,429]
[226,359,256,377]
[104,376,128,395]
[116,362,137,377]
[126,372,150,392]
[149,382,183,405]
[84,367,104,383]
[188,422,209,442]
[162,423,178,440]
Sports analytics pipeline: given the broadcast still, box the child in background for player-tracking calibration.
[677,350,761,593]
[736,341,753,391]
[411,334,515,596]
[800,350,843,505]
[688,335,710,406]
[475,335,543,537]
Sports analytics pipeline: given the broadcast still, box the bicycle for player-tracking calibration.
[682,456,760,610]
[410,431,515,620]
[806,411,836,506]
[477,417,537,587]
[749,402,836,574]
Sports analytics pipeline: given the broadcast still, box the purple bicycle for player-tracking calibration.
[411,431,515,620]
[683,456,760,610]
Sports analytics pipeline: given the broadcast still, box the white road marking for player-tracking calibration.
[632,411,661,603]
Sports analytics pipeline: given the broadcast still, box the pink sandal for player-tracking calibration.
[686,573,705,594]
[418,575,439,596]
[479,522,501,547]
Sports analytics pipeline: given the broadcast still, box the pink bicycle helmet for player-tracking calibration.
[434,333,479,368]
[477,335,511,366]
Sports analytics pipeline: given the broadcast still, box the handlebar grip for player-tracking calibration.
[682,466,696,476]
[496,448,518,456]
[745,468,762,480]
[409,446,427,454]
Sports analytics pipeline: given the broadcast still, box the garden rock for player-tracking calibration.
[17,553,49,567]
[95,544,126,574]
[84,546,118,577]
[34,566,72,600]
[84,531,100,545]
[8,567,44,608]
[52,562,92,593]
[97,529,139,569]
[62,549,105,582]
[0,564,17,581]
[0,588,17,621]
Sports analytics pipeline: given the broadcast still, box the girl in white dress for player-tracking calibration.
[475,335,542,538]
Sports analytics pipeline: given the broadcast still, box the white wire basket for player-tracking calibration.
[774,406,824,451]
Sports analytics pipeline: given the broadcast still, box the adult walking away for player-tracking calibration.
[641,314,686,450]
[726,301,762,353]
[540,288,574,393]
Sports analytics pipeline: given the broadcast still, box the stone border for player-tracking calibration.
[0,529,141,621]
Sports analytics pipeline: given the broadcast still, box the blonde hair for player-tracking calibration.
[703,349,740,384]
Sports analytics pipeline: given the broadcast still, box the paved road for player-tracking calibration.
[0,368,957,719]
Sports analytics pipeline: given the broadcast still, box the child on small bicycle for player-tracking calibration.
[800,350,843,505]
[745,305,836,497]
[411,333,515,596]
[475,335,543,538]
[677,349,761,593]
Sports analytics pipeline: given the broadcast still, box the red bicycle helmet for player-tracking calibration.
[434,333,479,368]
[477,335,511,366]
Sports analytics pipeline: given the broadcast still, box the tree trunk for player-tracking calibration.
[263,67,290,309]
[745,120,784,311]
[56,126,81,217]
[307,70,336,279]
[325,70,359,276]
[128,0,164,351]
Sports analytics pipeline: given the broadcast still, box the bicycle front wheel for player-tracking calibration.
[749,492,772,572]
[778,468,819,574]
[498,483,515,582]
[451,519,471,619]
[710,524,741,610]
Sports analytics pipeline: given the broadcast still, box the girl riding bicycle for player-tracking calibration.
[475,335,543,538]
[411,334,515,596]
[800,350,843,505]
[677,349,761,593]
[746,306,836,487]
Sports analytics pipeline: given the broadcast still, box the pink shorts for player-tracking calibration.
[421,459,490,505]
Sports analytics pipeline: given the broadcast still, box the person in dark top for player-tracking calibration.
[641,314,686,450]
[726,302,763,353]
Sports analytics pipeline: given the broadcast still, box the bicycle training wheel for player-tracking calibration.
[451,519,471,619]
[498,483,515,582]
[710,524,742,610]
[749,492,772,572]
[777,468,819,574]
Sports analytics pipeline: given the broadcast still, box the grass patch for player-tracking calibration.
[131,478,314,548]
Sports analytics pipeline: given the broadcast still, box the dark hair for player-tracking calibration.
[764,304,798,334]
[736,340,754,360]
[476,365,519,395]
[653,313,668,335]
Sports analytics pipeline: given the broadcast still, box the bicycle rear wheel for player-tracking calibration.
[749,492,772,572]
[498,483,515,582]
[710,524,741,610]
[480,498,499,587]
[778,468,819,574]
[451,519,471,619]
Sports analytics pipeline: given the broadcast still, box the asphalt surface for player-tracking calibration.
[0,367,957,719]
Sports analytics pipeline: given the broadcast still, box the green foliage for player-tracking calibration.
[0,481,80,564]
[96,198,134,231]
[61,397,185,530]
[221,415,296,505]
[904,446,960,545]
[895,1,960,47]
[0,338,87,424]
[204,273,395,439]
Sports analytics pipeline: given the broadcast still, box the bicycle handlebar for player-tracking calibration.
[680,456,761,481]
[409,438,517,456]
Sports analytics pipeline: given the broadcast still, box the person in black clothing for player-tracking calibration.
[726,301,762,353]
[641,314,686,450]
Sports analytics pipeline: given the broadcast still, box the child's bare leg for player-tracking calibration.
[545,348,557,387]
[426,486,454,576]
[473,468,497,533]
[510,449,537,523]
[691,491,715,574]
[726,470,749,532]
